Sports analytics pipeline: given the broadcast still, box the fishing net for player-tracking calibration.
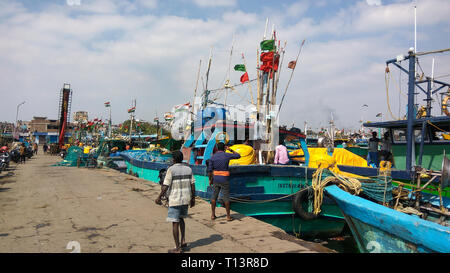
[122,149,173,163]
[53,146,91,167]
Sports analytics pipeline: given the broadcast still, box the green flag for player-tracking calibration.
[234,64,246,72]
[260,39,275,51]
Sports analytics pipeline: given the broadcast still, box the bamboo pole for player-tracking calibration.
[193,60,201,121]
[277,39,306,119]
[274,40,287,102]
[256,48,261,113]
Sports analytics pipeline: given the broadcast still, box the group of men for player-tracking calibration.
[368,131,393,167]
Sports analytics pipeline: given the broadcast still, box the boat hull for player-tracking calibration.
[121,153,345,237]
[325,185,450,253]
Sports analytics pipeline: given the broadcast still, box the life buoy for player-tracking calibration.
[442,95,450,116]
[292,187,318,220]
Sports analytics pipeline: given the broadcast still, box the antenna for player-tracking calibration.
[414,1,417,54]
[263,18,269,40]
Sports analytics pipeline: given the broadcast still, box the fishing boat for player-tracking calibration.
[323,48,450,199]
[319,47,450,253]
[121,26,347,238]
[324,180,450,253]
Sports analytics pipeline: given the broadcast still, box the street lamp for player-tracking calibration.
[15,101,25,140]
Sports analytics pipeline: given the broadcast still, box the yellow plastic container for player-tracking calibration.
[83,146,91,154]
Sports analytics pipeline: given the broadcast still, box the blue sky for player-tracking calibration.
[1,0,450,131]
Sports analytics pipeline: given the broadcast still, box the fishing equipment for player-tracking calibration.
[227,144,256,166]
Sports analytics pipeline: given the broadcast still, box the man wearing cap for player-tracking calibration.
[207,142,241,221]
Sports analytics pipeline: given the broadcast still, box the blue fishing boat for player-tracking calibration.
[325,185,450,253]
[122,125,345,238]
[120,31,348,238]
[333,48,450,199]
[318,47,450,253]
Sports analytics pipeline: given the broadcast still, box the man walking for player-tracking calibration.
[19,143,26,163]
[155,151,195,253]
[207,142,241,221]
[33,142,38,155]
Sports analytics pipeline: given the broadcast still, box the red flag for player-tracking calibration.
[260,51,274,62]
[240,72,249,83]
[259,52,280,73]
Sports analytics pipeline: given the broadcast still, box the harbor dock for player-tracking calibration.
[0,152,333,253]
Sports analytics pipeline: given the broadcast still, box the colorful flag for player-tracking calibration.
[288,60,297,69]
[260,39,275,51]
[240,72,249,83]
[104,102,110,107]
[128,107,136,113]
[260,51,275,62]
[174,102,190,112]
[234,64,246,72]
[259,52,280,73]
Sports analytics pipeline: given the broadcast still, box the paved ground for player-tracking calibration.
[0,151,333,253]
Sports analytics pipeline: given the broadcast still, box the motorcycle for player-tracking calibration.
[10,149,20,163]
[60,149,67,159]
[0,153,9,171]
[26,146,33,159]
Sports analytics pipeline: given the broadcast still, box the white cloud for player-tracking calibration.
[366,0,382,6]
[0,0,449,131]
[192,0,237,8]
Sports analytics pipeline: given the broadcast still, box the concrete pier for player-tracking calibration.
[0,152,334,253]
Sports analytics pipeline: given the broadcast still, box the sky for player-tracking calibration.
[1,0,450,131]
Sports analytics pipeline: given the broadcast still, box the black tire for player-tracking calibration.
[292,187,319,220]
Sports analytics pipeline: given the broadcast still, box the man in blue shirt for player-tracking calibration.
[207,142,240,221]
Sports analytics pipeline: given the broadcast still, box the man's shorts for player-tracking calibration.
[211,182,230,203]
[166,205,189,222]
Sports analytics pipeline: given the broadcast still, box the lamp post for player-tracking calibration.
[15,101,25,140]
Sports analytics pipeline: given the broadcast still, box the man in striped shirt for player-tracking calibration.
[155,151,195,253]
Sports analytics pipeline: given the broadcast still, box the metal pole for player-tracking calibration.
[108,105,112,138]
[406,51,416,172]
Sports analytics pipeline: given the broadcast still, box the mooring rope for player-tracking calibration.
[228,186,311,204]
[311,168,362,215]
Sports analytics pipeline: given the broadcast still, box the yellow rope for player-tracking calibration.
[311,168,362,215]
[427,120,449,133]
[385,68,401,120]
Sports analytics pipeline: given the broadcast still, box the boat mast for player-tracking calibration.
[224,36,235,107]
[202,47,213,109]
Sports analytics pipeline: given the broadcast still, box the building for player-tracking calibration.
[29,116,73,144]
[73,111,88,124]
